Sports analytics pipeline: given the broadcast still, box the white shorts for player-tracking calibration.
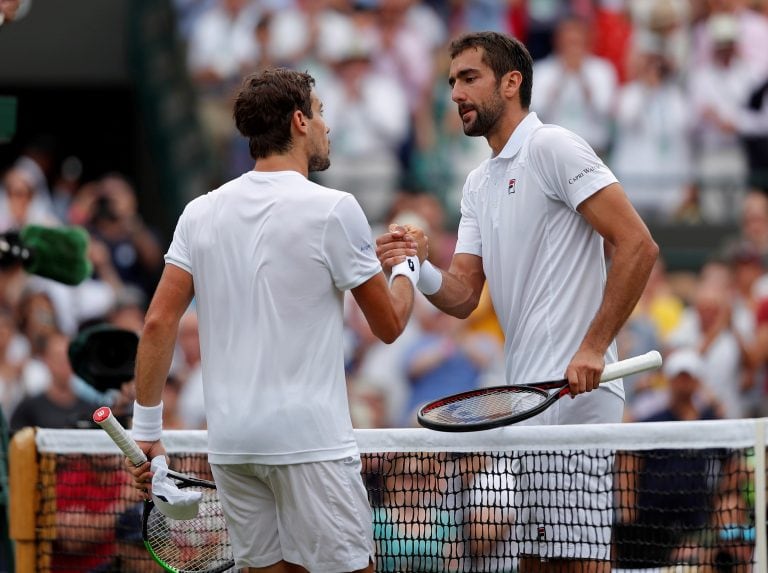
[512,387,624,561]
[210,456,374,571]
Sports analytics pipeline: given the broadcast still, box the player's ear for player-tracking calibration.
[293,110,309,135]
[502,70,522,100]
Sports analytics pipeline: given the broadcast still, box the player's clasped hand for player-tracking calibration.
[125,457,153,500]
[565,348,605,397]
[375,224,420,271]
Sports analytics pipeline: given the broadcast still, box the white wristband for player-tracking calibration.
[131,401,163,442]
[417,260,443,295]
[389,256,420,289]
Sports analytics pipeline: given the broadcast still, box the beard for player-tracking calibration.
[461,93,505,137]
[308,150,331,172]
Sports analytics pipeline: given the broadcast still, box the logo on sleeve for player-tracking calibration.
[507,179,517,194]
[568,164,602,185]
[360,242,373,254]
[408,259,415,271]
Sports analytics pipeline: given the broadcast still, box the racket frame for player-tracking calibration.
[93,407,235,573]
[417,350,663,432]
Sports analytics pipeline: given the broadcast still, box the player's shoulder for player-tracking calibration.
[303,178,353,202]
[527,123,588,159]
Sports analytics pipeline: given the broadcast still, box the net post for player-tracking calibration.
[754,419,767,571]
[9,427,41,572]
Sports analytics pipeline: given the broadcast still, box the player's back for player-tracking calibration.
[171,170,364,464]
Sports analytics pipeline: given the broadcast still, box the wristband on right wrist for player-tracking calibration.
[417,260,443,295]
[389,256,420,289]
[131,401,163,442]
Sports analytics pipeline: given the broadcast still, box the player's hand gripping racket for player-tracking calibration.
[93,407,235,573]
[417,350,662,432]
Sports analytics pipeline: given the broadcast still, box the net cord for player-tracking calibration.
[36,418,768,453]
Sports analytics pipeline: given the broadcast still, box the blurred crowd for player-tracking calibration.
[177,0,768,225]
[2,0,768,437]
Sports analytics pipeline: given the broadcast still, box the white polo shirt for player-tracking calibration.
[455,112,624,399]
[165,170,382,464]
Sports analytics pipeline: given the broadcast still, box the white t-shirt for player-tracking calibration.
[455,112,623,400]
[165,171,381,464]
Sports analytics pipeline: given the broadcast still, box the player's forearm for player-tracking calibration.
[383,276,415,342]
[580,235,658,354]
[134,316,178,406]
[426,267,481,319]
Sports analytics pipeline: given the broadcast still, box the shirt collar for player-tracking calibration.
[495,112,542,160]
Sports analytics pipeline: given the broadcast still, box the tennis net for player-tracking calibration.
[10,418,768,572]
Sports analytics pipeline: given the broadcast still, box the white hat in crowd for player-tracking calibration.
[663,348,704,379]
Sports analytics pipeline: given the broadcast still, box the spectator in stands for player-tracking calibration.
[92,501,157,572]
[610,34,694,222]
[523,0,572,60]
[86,174,164,298]
[730,190,768,265]
[317,26,410,223]
[614,348,726,568]
[53,454,136,572]
[667,266,755,418]
[186,0,261,176]
[0,308,24,421]
[689,12,754,223]
[0,167,58,232]
[692,0,768,82]
[373,452,460,572]
[371,0,438,178]
[460,453,516,572]
[400,304,501,426]
[173,310,206,429]
[531,15,618,158]
[343,292,421,428]
[736,74,768,191]
[9,332,97,433]
[11,136,59,218]
[626,0,690,78]
[106,285,147,335]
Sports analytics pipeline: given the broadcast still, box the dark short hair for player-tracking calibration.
[233,68,315,160]
[449,32,533,109]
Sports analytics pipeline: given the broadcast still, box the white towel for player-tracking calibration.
[151,456,202,520]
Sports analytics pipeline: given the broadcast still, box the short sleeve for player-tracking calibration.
[322,195,382,291]
[455,177,482,257]
[164,204,193,273]
[531,127,618,211]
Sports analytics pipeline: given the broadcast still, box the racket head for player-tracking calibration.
[142,477,235,573]
[417,384,557,432]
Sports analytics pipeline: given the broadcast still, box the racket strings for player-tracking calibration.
[146,487,234,572]
[422,388,548,424]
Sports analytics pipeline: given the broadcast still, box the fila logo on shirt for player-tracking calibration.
[507,179,517,194]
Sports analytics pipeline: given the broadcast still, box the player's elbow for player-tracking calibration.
[449,292,481,320]
[638,234,660,269]
[142,309,179,339]
[371,315,407,344]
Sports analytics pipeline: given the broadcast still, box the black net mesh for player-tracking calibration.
[33,444,759,572]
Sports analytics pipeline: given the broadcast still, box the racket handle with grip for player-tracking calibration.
[93,406,148,466]
[601,350,662,382]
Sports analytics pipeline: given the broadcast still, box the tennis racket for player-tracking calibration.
[417,350,662,432]
[93,407,235,573]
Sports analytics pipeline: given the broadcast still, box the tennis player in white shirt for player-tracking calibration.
[125,68,421,573]
[377,32,658,573]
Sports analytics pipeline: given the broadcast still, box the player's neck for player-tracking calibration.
[487,108,529,157]
[253,152,309,178]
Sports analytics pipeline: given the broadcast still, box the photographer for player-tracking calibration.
[85,174,164,298]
